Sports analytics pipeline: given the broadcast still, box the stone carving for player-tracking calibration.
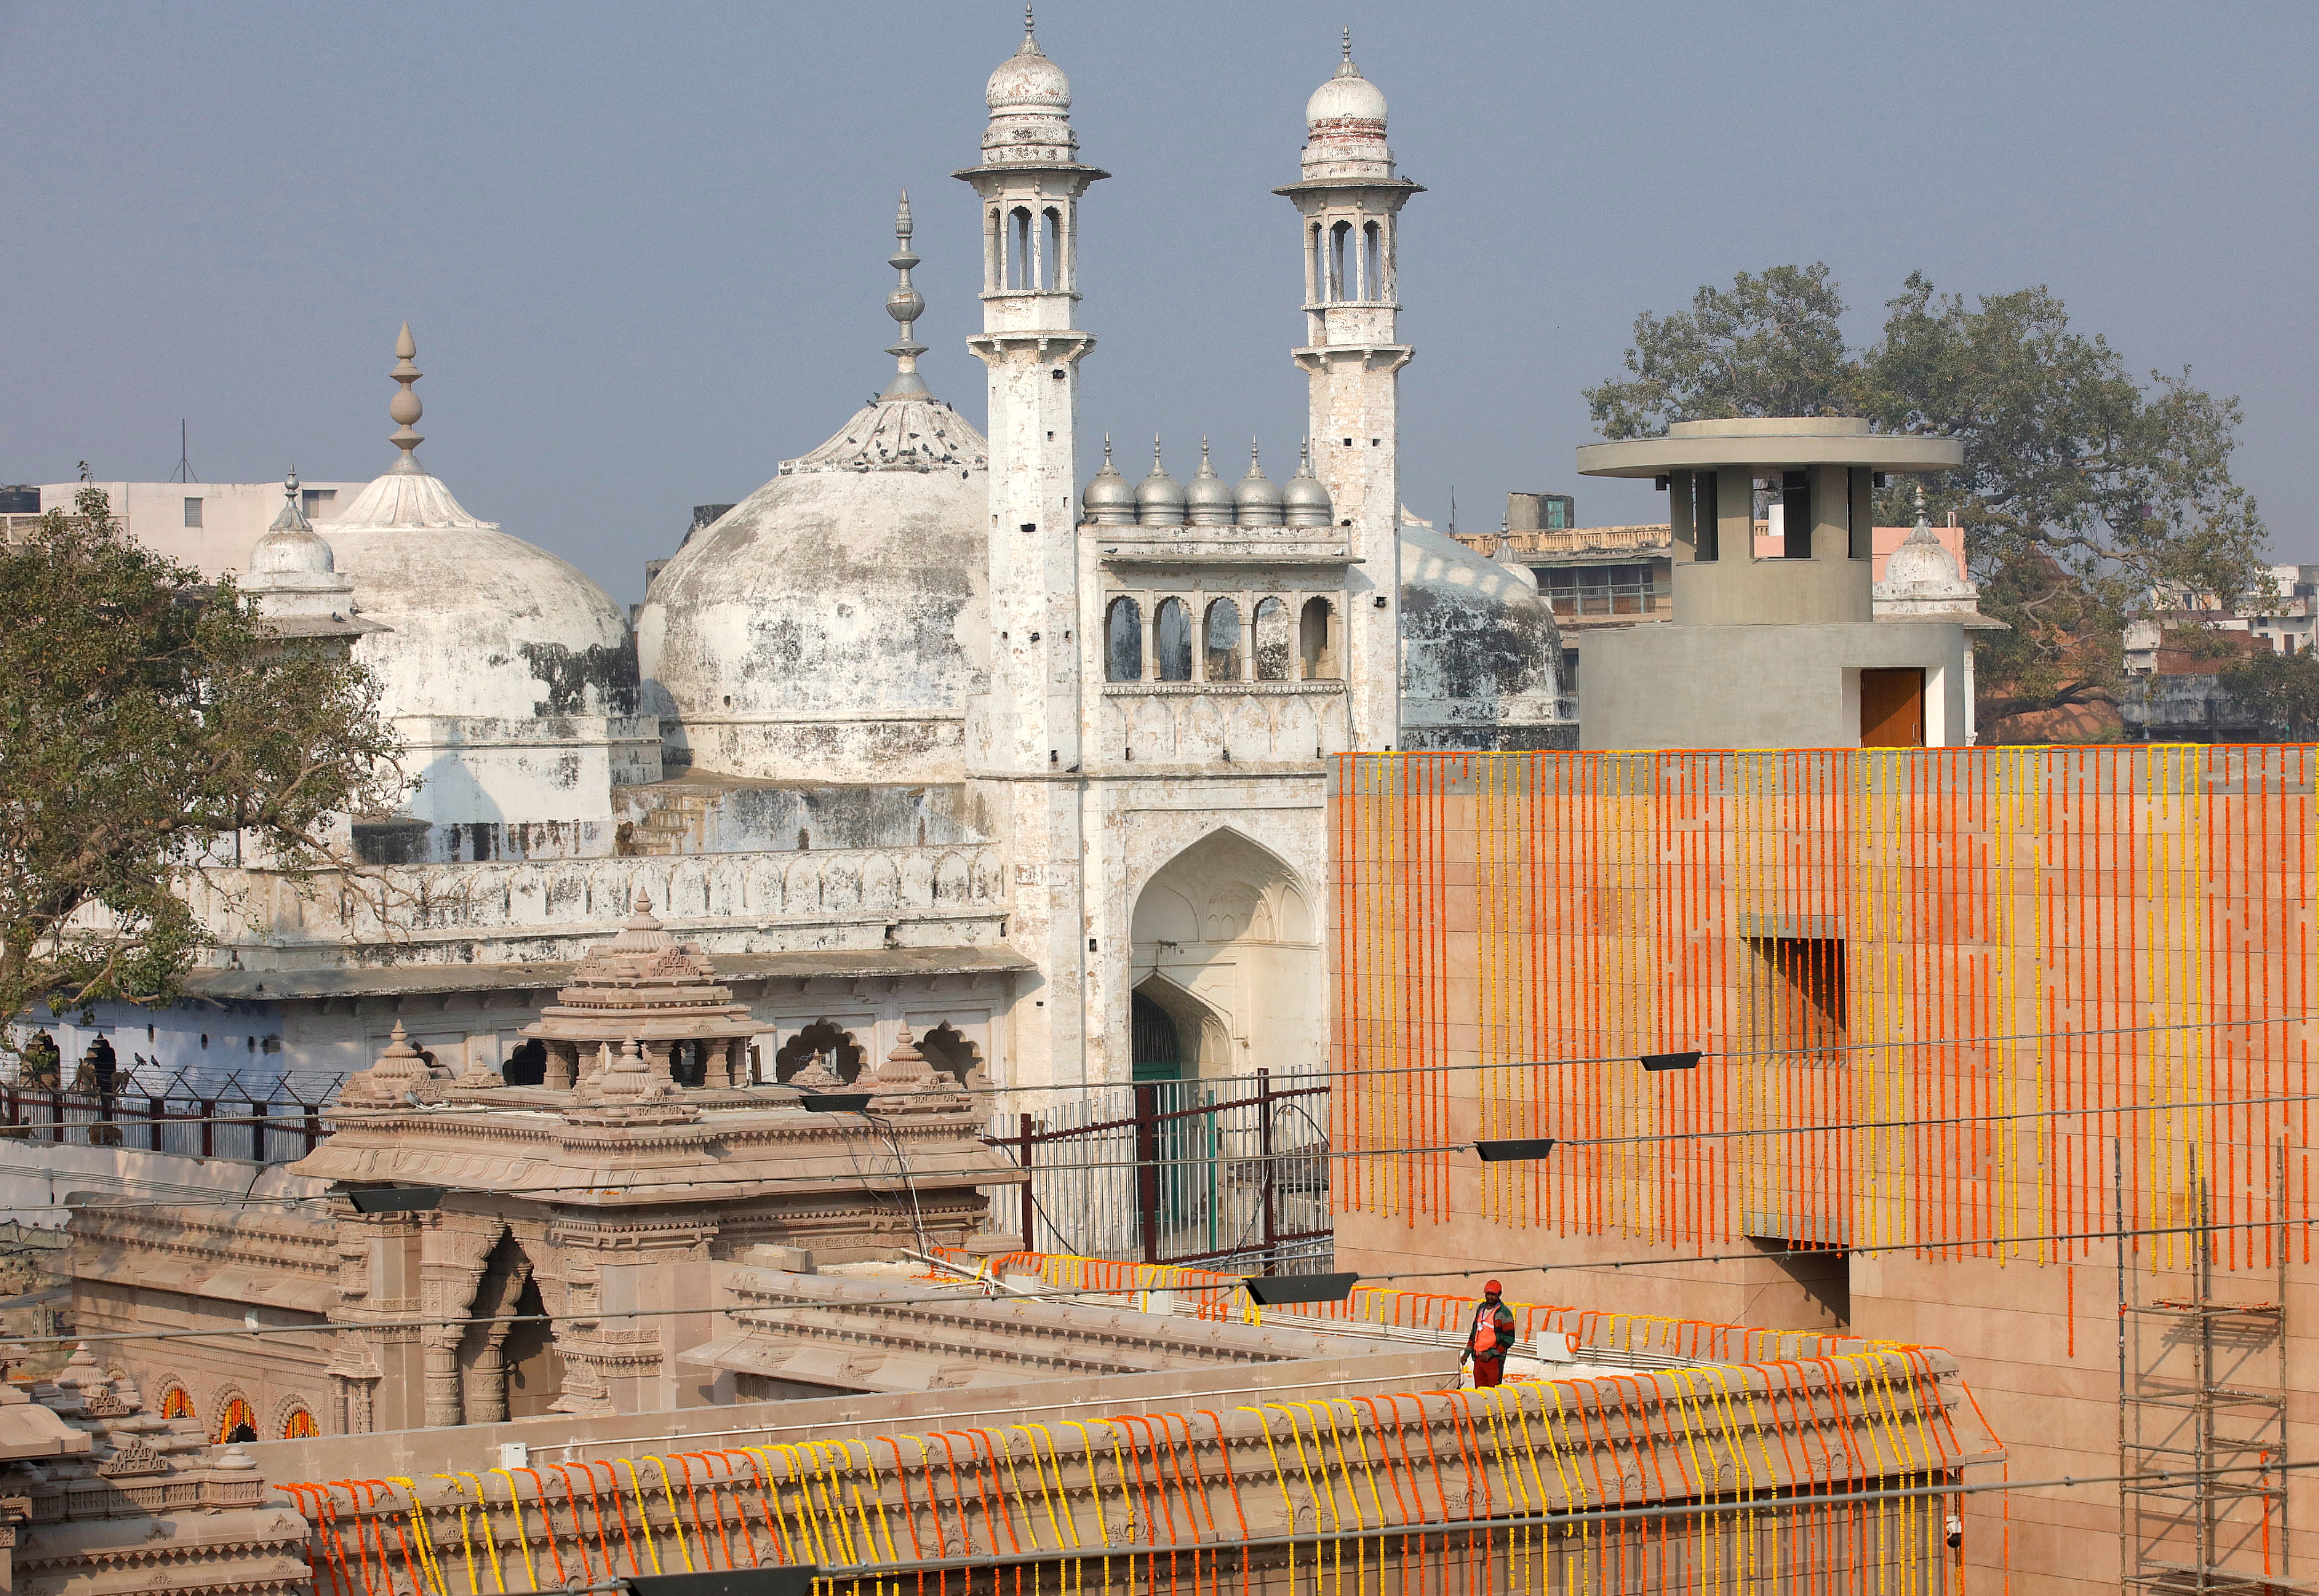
[334,1020,448,1110]
[95,1435,165,1477]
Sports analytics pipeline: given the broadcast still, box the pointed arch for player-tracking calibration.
[1128,827,1322,1081]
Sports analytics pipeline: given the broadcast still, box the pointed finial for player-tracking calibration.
[1336,26,1360,76]
[1343,26,1353,61]
[1201,435,1212,464]
[1251,437,1262,469]
[1103,435,1114,466]
[1914,481,1928,528]
[387,322,424,474]
[882,188,930,399]
[1153,435,1165,469]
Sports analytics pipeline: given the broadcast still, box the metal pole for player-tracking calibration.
[1135,1082,1160,1264]
[1259,1068,1279,1261]
[200,1098,214,1160]
[1018,1112,1035,1252]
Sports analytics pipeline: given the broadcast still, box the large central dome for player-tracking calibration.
[638,204,990,784]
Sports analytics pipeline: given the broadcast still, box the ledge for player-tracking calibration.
[183,945,1034,1002]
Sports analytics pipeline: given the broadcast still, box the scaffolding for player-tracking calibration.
[2120,1152,2294,1594]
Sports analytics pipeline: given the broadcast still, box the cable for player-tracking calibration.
[11,1207,2316,1356]
[19,1072,2319,1221]
[12,1005,2314,1116]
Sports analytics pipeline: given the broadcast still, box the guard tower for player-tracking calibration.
[1574,417,1966,749]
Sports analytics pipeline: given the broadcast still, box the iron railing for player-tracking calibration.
[985,1068,1330,1273]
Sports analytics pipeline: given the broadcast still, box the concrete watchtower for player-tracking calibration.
[1575,418,1966,749]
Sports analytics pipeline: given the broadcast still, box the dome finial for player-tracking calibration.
[1019,5,1044,56]
[387,322,424,474]
[1914,481,1929,533]
[881,189,930,400]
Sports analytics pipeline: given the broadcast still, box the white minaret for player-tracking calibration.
[1277,31,1420,749]
[957,11,1107,1089]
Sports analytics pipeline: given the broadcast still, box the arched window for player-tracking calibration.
[669,1039,706,1089]
[1308,224,1325,303]
[281,1407,319,1440]
[159,1386,195,1421]
[1329,221,1351,303]
[1252,598,1291,681]
[501,1038,546,1087]
[917,1023,984,1087]
[1299,597,1337,679]
[1363,222,1383,301]
[774,1020,866,1085]
[1106,597,1143,682]
[1154,598,1193,682]
[216,1397,257,1446]
[1042,207,1063,290]
[986,207,1003,291]
[1203,599,1242,682]
[1009,207,1035,290]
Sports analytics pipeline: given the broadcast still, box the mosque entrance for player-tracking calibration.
[1128,829,1323,1080]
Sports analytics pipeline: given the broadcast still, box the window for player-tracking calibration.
[182,497,203,528]
[281,1408,319,1440]
[1252,598,1290,680]
[1299,597,1337,679]
[1106,597,1143,682]
[301,488,335,518]
[1692,472,1719,562]
[1328,221,1351,302]
[1154,598,1193,682]
[159,1386,195,1421]
[1542,564,1661,618]
[1042,207,1063,290]
[1362,221,1382,300]
[216,1397,257,1446]
[1203,598,1242,682]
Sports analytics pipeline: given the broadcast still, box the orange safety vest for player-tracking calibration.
[1467,1302,1514,1360]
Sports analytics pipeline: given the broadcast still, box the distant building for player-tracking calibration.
[2125,561,2319,671]
[14,478,371,573]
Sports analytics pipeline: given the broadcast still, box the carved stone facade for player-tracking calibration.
[0,1350,308,1596]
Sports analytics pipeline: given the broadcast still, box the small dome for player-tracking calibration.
[1879,522,1974,597]
[1082,438,1137,524]
[1184,439,1237,526]
[1281,443,1334,527]
[1236,441,1283,525]
[1136,440,1185,526]
[987,25,1070,113]
[250,481,335,576]
[1307,54,1388,127]
[1400,523,1564,746]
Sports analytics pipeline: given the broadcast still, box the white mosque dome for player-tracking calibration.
[637,214,991,784]
[986,24,1070,112]
[323,326,638,723]
[1306,43,1388,127]
[1399,521,1561,719]
[1879,521,1975,598]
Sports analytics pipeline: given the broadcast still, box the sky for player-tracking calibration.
[3,1,2313,604]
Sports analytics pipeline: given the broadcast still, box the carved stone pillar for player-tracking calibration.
[422,1335,463,1428]
[547,1041,576,1091]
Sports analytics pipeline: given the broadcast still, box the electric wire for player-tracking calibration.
[8,1209,2315,1355]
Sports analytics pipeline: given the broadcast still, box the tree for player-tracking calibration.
[2218,649,2319,740]
[1585,266,2271,708]
[1585,264,1853,438]
[0,478,403,1054]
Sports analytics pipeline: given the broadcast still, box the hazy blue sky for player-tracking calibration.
[4,1,2312,602]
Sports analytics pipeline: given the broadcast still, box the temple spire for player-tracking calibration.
[388,322,424,474]
[881,190,930,399]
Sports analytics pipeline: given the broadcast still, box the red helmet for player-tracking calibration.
[1484,1279,1502,1295]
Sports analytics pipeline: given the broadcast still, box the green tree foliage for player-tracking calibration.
[1585,267,2270,706]
[1585,265,1853,438]
[2218,648,2319,740]
[0,479,403,1047]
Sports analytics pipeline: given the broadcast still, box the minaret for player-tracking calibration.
[1276,30,1421,749]
[957,7,1107,774]
[955,12,1108,1090]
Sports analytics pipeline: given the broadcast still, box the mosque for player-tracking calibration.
[24,17,1566,1102]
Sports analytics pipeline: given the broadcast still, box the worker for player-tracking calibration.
[1459,1279,1517,1387]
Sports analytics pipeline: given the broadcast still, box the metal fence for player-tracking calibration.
[984,1067,1330,1273]
[0,1077,339,1164]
